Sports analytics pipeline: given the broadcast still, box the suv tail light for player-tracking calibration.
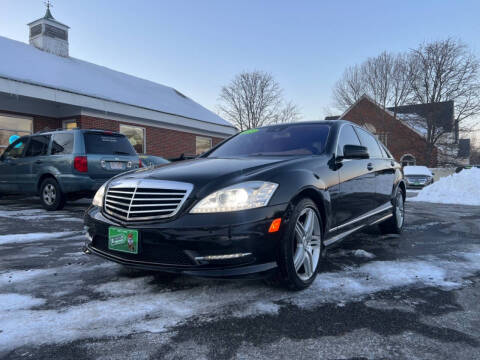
[139,158,142,168]
[74,156,88,172]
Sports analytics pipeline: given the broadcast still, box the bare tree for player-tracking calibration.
[408,38,480,165]
[272,101,301,124]
[218,71,301,131]
[332,64,365,111]
[332,52,412,113]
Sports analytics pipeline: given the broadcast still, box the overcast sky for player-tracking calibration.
[1,0,480,124]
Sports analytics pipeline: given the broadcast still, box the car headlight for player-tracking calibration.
[92,184,106,207]
[190,181,278,213]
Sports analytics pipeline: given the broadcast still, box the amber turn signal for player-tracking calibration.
[268,218,282,233]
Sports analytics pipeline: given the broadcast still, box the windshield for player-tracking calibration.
[207,124,330,158]
[84,132,136,155]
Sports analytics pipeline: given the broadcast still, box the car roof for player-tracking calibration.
[32,129,123,136]
[253,119,354,130]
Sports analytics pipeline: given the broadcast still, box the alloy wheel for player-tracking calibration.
[293,207,321,281]
[395,191,404,228]
[43,184,56,205]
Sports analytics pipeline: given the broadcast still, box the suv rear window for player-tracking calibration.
[84,132,136,155]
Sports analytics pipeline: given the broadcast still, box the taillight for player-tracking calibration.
[74,156,88,172]
[139,158,142,168]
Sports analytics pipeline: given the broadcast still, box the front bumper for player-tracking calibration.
[84,203,288,278]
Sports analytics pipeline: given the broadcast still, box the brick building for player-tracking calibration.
[0,7,236,159]
[325,95,460,167]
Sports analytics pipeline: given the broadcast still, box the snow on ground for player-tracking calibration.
[2,245,480,351]
[0,231,80,245]
[409,167,480,206]
[0,294,46,311]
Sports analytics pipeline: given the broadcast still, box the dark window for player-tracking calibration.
[25,135,50,157]
[381,144,393,159]
[30,24,42,37]
[44,24,68,40]
[377,142,393,159]
[83,132,136,155]
[355,128,383,159]
[2,137,27,159]
[336,125,361,156]
[51,133,74,155]
[208,124,330,158]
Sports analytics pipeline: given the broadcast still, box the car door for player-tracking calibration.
[354,127,390,210]
[375,140,396,207]
[22,135,51,193]
[0,137,28,193]
[332,125,377,228]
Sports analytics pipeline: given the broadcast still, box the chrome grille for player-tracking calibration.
[406,175,427,184]
[104,179,193,222]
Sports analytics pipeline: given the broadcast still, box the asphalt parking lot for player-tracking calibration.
[1,194,480,359]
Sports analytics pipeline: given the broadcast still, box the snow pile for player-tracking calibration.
[410,167,480,206]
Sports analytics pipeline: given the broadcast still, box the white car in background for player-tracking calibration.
[403,166,434,189]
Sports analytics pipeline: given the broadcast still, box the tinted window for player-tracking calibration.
[380,143,393,159]
[25,135,50,157]
[51,133,74,155]
[336,125,361,156]
[208,124,330,158]
[84,132,136,155]
[355,128,383,159]
[2,137,27,159]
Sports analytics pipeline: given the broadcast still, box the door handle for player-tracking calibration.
[35,160,42,164]
[367,163,374,171]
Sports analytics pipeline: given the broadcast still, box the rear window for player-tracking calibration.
[83,132,136,155]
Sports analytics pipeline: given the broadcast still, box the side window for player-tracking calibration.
[336,125,361,156]
[355,128,383,159]
[25,135,51,157]
[381,143,393,159]
[2,137,27,159]
[51,133,74,155]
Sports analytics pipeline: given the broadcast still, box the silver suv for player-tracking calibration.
[0,129,140,210]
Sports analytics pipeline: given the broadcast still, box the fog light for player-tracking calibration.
[194,253,251,261]
[268,218,282,233]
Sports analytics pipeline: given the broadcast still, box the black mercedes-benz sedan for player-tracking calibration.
[84,120,406,290]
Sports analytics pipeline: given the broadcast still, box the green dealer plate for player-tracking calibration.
[108,227,139,254]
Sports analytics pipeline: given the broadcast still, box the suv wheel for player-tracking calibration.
[379,188,405,234]
[40,178,66,211]
[277,198,323,291]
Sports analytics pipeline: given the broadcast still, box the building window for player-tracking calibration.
[0,114,33,150]
[63,119,77,129]
[120,124,145,154]
[401,154,416,167]
[196,136,212,155]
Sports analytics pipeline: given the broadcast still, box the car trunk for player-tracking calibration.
[83,131,139,181]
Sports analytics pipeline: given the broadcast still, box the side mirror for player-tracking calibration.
[343,145,369,159]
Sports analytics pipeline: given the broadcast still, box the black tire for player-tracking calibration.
[277,198,324,291]
[379,187,405,235]
[39,178,66,211]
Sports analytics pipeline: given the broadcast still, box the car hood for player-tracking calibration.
[113,157,298,196]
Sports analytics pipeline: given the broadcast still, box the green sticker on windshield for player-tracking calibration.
[241,129,259,135]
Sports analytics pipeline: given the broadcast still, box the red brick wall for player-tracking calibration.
[78,115,226,158]
[33,117,62,133]
[342,98,438,166]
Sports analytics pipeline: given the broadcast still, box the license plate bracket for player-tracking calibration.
[108,227,139,254]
